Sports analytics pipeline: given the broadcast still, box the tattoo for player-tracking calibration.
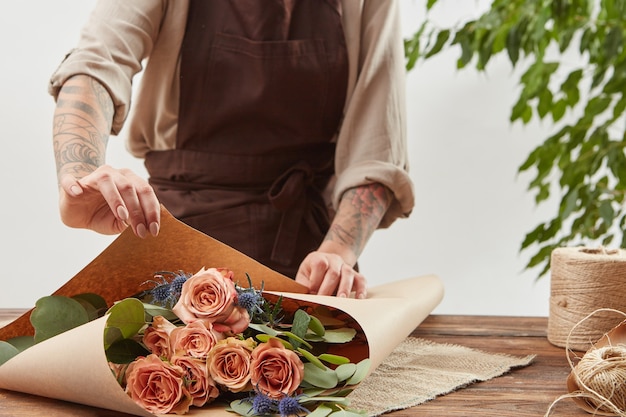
[325,183,392,257]
[53,76,113,181]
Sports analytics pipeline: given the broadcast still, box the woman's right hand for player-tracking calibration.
[58,165,161,238]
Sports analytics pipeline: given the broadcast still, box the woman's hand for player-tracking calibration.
[295,183,393,299]
[58,165,161,238]
[295,250,366,299]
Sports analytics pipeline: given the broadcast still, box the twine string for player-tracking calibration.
[549,248,626,351]
[545,308,626,417]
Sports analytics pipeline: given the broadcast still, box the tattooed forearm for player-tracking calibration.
[52,75,113,182]
[325,183,393,257]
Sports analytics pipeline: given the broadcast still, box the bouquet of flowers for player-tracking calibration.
[106,267,370,416]
[0,208,444,417]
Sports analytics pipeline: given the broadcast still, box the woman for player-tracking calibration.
[49,0,414,299]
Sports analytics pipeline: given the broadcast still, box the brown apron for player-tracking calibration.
[145,0,349,278]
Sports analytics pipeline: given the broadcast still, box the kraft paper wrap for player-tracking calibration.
[0,207,444,416]
[548,247,626,351]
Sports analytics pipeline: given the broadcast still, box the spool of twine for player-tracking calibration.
[572,344,626,414]
[544,309,626,417]
[548,247,626,351]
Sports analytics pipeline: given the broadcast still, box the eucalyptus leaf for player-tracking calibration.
[298,347,326,370]
[228,399,256,417]
[328,410,368,417]
[335,363,357,382]
[318,353,351,365]
[308,315,325,337]
[6,336,35,352]
[321,328,357,344]
[143,303,179,322]
[0,341,19,366]
[105,338,150,364]
[72,293,108,311]
[300,397,351,406]
[31,295,90,343]
[256,334,294,350]
[346,359,371,385]
[308,404,334,417]
[303,362,339,389]
[104,298,146,349]
[291,309,311,350]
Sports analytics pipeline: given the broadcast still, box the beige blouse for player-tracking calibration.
[49,0,414,228]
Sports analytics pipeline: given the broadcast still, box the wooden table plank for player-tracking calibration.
[0,312,588,417]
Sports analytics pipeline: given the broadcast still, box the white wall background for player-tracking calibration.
[0,1,557,316]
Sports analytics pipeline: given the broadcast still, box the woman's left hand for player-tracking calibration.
[295,251,367,299]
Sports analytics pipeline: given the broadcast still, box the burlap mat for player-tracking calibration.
[349,337,535,416]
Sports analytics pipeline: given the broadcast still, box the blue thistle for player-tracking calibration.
[169,271,191,298]
[143,270,191,308]
[277,395,309,417]
[250,392,279,415]
[149,283,172,305]
[237,291,264,316]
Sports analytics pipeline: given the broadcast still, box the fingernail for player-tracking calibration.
[338,293,346,298]
[357,292,366,299]
[70,185,82,196]
[136,223,147,239]
[117,205,129,221]
[149,222,159,236]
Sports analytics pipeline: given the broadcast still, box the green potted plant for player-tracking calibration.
[406,0,626,279]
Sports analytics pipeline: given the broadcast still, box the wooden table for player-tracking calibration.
[0,312,588,417]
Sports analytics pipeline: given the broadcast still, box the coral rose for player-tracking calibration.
[125,354,192,415]
[250,338,304,399]
[143,316,177,359]
[170,320,223,358]
[207,337,256,392]
[172,267,250,334]
[172,355,220,407]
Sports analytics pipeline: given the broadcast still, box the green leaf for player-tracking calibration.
[604,26,623,59]
[551,99,568,122]
[228,399,256,417]
[599,200,615,227]
[426,0,438,10]
[318,353,351,365]
[303,362,339,389]
[256,334,295,350]
[328,409,368,417]
[321,328,357,344]
[537,89,553,119]
[291,309,311,350]
[346,359,371,385]
[30,296,90,344]
[143,303,179,322]
[106,338,150,364]
[335,363,357,382]
[298,347,326,370]
[248,323,279,337]
[0,341,19,366]
[72,293,108,311]
[308,315,325,337]
[6,336,35,352]
[104,298,146,349]
[308,404,334,417]
[506,26,521,65]
[425,29,450,59]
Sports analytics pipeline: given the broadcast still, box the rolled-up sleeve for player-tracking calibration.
[334,0,414,228]
[48,0,164,135]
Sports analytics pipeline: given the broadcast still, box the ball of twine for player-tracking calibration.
[545,308,626,417]
[573,344,626,414]
[548,247,626,351]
